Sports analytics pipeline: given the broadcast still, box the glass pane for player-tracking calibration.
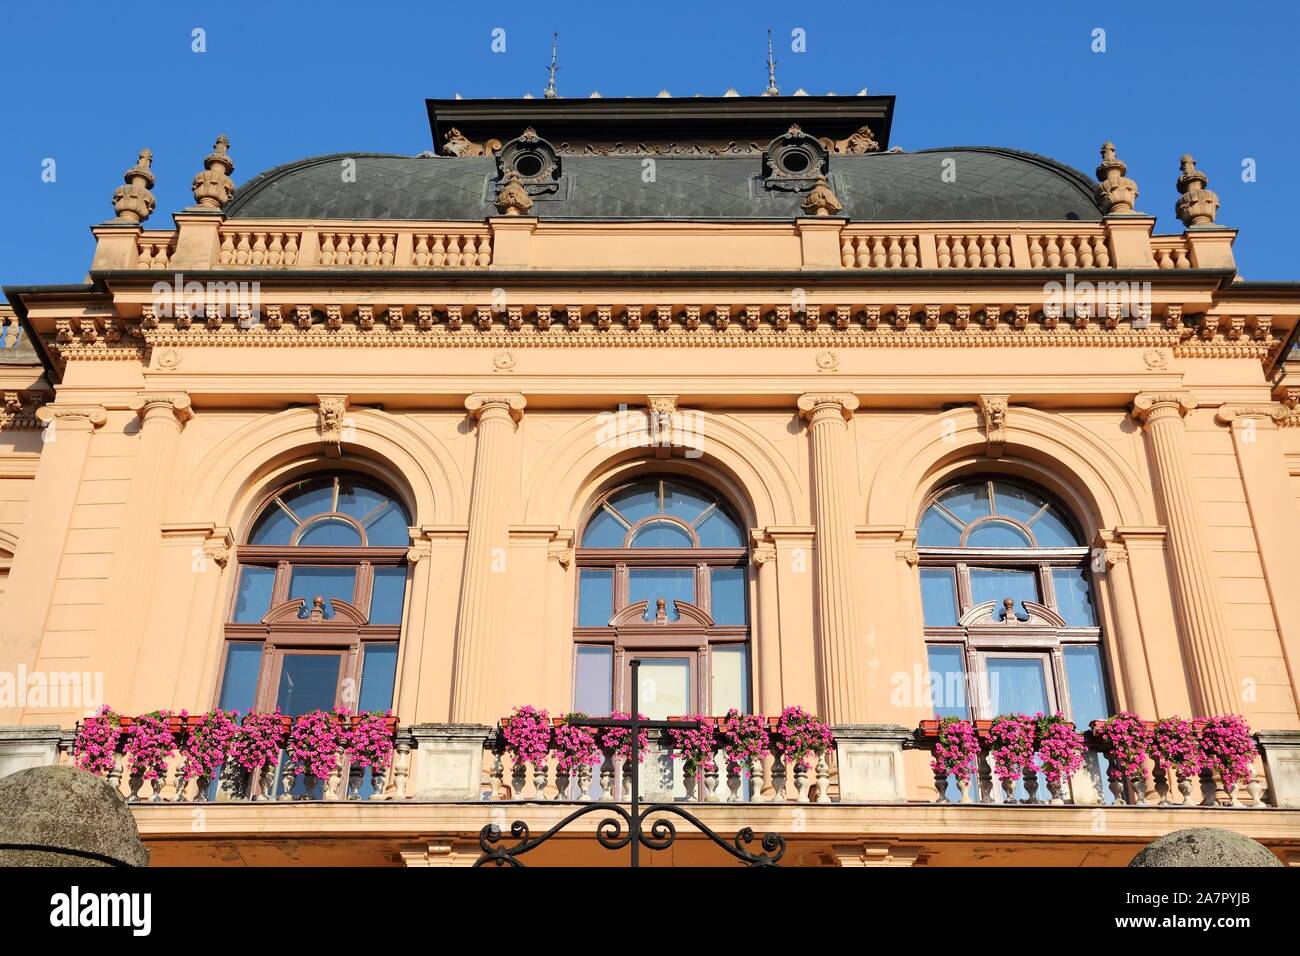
[985,656,1050,716]
[630,520,693,548]
[608,483,659,523]
[710,567,747,625]
[249,504,296,545]
[280,479,334,520]
[965,519,1032,548]
[336,482,389,522]
[363,504,410,547]
[1052,567,1096,626]
[577,569,614,626]
[1064,645,1108,726]
[991,481,1045,524]
[581,508,626,547]
[937,482,991,523]
[231,566,275,622]
[917,506,962,547]
[369,567,408,625]
[926,645,968,718]
[275,653,342,717]
[662,483,712,523]
[289,566,357,618]
[358,643,398,712]
[628,568,695,621]
[1031,506,1081,547]
[637,658,690,720]
[920,568,959,625]
[297,518,363,547]
[218,643,262,712]
[711,645,749,714]
[970,568,1038,621]
[695,509,742,547]
[573,646,613,715]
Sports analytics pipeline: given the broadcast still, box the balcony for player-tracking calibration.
[6,712,1297,865]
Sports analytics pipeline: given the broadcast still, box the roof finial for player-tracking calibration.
[1175,153,1220,226]
[544,33,559,99]
[764,29,779,96]
[111,148,157,223]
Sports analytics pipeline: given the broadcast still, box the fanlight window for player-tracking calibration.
[573,478,750,722]
[916,478,1110,729]
[216,475,410,736]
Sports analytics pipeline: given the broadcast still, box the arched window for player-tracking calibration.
[215,473,410,720]
[917,477,1110,726]
[573,478,750,720]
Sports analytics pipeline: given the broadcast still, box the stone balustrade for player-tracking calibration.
[915,731,1274,808]
[90,217,1211,273]
[6,722,1296,808]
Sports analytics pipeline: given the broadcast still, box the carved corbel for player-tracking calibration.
[978,394,1010,457]
[203,527,235,567]
[317,394,349,457]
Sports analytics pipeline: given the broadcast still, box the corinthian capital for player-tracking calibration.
[1131,392,1196,423]
[465,392,526,423]
[797,392,859,423]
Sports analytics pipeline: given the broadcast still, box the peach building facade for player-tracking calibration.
[2,94,1300,866]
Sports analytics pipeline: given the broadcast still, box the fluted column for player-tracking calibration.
[450,393,526,722]
[751,538,782,715]
[1216,404,1300,706]
[0,405,106,723]
[797,393,867,724]
[106,394,193,706]
[1096,535,1157,716]
[1131,393,1240,715]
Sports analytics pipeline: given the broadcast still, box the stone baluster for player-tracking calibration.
[794,759,811,803]
[346,761,364,800]
[977,749,994,804]
[1221,772,1243,808]
[725,759,742,802]
[703,761,720,802]
[391,741,412,800]
[933,765,950,803]
[748,754,766,802]
[554,761,570,801]
[1132,394,1242,715]
[576,763,593,801]
[278,760,296,801]
[815,750,832,804]
[1198,767,1219,807]
[1154,766,1170,806]
[1022,766,1040,805]
[598,748,615,801]
[771,757,788,802]
[1175,766,1195,806]
[509,755,526,798]
[1246,775,1265,808]
[369,761,388,801]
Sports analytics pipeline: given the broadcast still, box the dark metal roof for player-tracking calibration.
[425,94,897,156]
[226,147,1105,223]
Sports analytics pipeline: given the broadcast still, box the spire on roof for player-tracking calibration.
[544,33,559,99]
[763,29,779,96]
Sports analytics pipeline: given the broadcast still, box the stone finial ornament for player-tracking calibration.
[1175,154,1220,227]
[801,175,843,216]
[494,171,535,216]
[1095,141,1139,214]
[191,135,236,209]
[111,148,157,223]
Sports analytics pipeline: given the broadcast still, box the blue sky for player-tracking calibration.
[2,0,1297,297]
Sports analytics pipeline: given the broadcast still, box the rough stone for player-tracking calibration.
[1128,827,1281,868]
[0,765,149,867]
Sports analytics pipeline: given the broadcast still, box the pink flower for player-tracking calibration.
[1094,711,1153,784]
[229,710,287,772]
[502,705,552,767]
[123,710,176,781]
[987,714,1036,782]
[1151,715,1201,778]
[180,709,239,782]
[930,717,980,781]
[718,709,769,775]
[1198,714,1256,789]
[73,705,122,776]
[668,715,718,779]
[342,710,396,772]
[285,710,344,781]
[770,706,834,770]
[553,714,603,773]
[601,712,651,763]
[1034,712,1085,787]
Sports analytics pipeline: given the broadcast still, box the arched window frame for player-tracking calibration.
[216,473,411,716]
[572,477,751,717]
[916,476,1111,725]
